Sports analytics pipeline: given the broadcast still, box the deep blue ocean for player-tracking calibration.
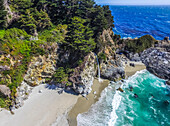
[110,5,170,40]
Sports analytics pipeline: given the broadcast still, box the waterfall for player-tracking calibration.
[94,53,102,82]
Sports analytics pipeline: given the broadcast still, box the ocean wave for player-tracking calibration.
[108,87,122,126]
[77,87,113,126]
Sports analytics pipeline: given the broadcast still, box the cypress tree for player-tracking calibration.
[0,0,7,28]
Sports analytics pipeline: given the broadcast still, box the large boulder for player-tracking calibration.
[0,85,11,97]
[101,54,125,81]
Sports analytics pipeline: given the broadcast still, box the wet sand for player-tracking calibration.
[68,79,109,126]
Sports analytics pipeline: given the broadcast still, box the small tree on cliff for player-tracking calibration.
[66,16,96,55]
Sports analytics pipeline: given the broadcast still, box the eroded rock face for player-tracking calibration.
[15,81,32,109]
[69,52,97,95]
[141,48,170,81]
[14,46,58,109]
[101,55,125,81]
[24,54,58,86]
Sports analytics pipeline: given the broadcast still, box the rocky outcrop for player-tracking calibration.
[141,48,170,82]
[69,52,97,95]
[15,82,32,108]
[101,29,115,45]
[100,54,125,81]
[14,45,59,108]
[98,29,125,81]
[4,0,19,26]
[155,37,170,52]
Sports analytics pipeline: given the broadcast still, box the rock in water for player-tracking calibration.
[166,81,170,85]
[117,87,124,92]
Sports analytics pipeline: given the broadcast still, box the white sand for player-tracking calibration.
[0,84,79,126]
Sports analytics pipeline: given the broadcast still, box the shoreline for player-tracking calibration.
[0,61,146,126]
[68,79,110,126]
[68,61,146,126]
[124,61,146,77]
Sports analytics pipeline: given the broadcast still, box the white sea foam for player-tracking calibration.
[77,87,111,126]
[108,70,147,126]
[108,86,122,126]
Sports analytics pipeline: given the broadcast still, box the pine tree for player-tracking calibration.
[0,0,7,28]
[66,17,95,54]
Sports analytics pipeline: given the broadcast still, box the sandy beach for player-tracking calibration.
[68,79,109,126]
[0,61,146,126]
[124,61,146,77]
[0,84,79,126]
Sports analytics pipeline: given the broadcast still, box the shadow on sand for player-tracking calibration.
[45,83,79,96]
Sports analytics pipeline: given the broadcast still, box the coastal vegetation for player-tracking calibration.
[0,0,160,109]
[125,35,157,53]
[0,0,114,108]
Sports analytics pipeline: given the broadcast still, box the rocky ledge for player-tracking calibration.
[141,47,170,84]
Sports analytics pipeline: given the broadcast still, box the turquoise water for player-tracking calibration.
[77,70,170,126]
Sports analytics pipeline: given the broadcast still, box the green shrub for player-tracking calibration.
[39,25,67,43]
[125,35,156,53]
[0,30,5,39]
[98,52,107,61]
[53,67,68,84]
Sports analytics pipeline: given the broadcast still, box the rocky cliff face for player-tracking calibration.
[69,52,97,95]
[24,54,58,87]
[98,29,125,81]
[141,47,170,84]
[4,0,19,26]
[14,45,59,108]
